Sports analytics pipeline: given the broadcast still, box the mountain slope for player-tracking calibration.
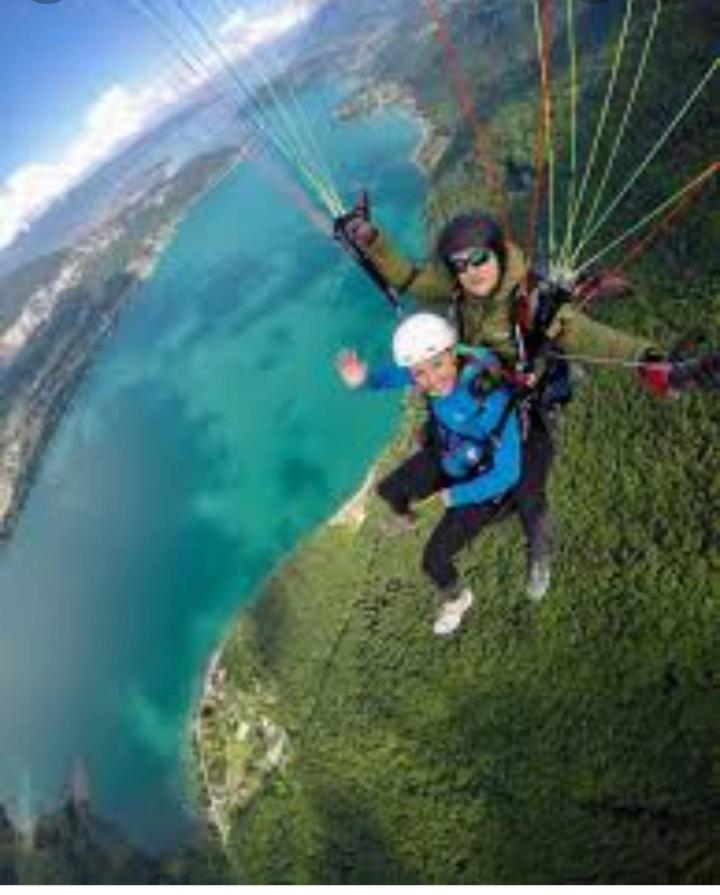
[191,0,720,883]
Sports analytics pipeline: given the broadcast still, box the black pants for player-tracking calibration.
[376,409,555,590]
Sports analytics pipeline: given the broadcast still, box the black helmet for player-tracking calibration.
[436,212,507,278]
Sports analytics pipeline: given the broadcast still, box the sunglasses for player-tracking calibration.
[448,247,493,274]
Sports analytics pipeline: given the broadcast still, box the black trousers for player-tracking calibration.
[376,410,555,590]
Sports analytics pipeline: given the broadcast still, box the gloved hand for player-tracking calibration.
[639,348,720,396]
[693,352,720,390]
[335,190,378,249]
[668,351,720,392]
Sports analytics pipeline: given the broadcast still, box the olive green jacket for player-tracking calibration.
[365,229,652,365]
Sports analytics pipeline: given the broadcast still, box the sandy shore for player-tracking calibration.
[327,465,378,531]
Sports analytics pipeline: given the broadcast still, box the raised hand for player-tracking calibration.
[336,190,378,249]
[336,348,368,388]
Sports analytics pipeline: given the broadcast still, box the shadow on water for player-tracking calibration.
[165,228,337,353]
[276,455,331,502]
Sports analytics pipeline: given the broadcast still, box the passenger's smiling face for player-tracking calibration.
[410,349,458,396]
[449,247,501,298]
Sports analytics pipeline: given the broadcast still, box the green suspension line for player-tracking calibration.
[569,54,719,266]
[573,164,718,276]
[562,0,635,267]
[578,0,664,248]
[561,0,579,274]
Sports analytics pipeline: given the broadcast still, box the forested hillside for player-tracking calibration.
[195,0,719,883]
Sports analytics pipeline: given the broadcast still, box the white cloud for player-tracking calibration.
[217,0,318,56]
[0,1,323,253]
[0,164,64,251]
[0,79,184,251]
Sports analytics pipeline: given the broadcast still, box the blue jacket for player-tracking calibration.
[365,348,522,507]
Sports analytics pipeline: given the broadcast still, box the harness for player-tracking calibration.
[423,357,520,478]
[511,275,575,410]
[448,275,574,451]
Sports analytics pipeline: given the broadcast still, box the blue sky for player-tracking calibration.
[2,0,308,176]
[1,0,322,251]
[4,0,173,177]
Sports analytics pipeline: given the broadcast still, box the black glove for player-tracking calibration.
[670,351,720,392]
[334,190,378,249]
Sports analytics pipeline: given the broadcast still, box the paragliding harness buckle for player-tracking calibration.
[513,275,575,413]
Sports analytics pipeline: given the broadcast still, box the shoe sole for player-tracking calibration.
[432,593,475,636]
[527,577,550,602]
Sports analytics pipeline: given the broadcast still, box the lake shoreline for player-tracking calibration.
[0,150,243,543]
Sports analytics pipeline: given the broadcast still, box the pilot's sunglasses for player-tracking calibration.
[449,247,493,273]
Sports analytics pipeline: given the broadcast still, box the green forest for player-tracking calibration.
[192,0,720,884]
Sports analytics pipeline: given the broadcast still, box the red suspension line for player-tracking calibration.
[612,162,719,275]
[422,0,513,241]
[577,161,718,309]
[251,145,334,236]
[523,0,554,321]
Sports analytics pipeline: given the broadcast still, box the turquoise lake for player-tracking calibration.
[0,90,426,845]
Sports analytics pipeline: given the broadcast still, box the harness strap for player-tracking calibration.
[486,387,523,448]
[431,360,522,464]
[516,278,534,337]
[509,276,576,410]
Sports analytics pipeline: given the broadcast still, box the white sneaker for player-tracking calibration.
[432,587,475,636]
[527,559,551,602]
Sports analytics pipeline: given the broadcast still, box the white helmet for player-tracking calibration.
[392,312,458,367]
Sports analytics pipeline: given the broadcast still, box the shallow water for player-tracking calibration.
[0,87,426,845]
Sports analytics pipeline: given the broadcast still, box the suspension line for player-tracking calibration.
[569,55,719,266]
